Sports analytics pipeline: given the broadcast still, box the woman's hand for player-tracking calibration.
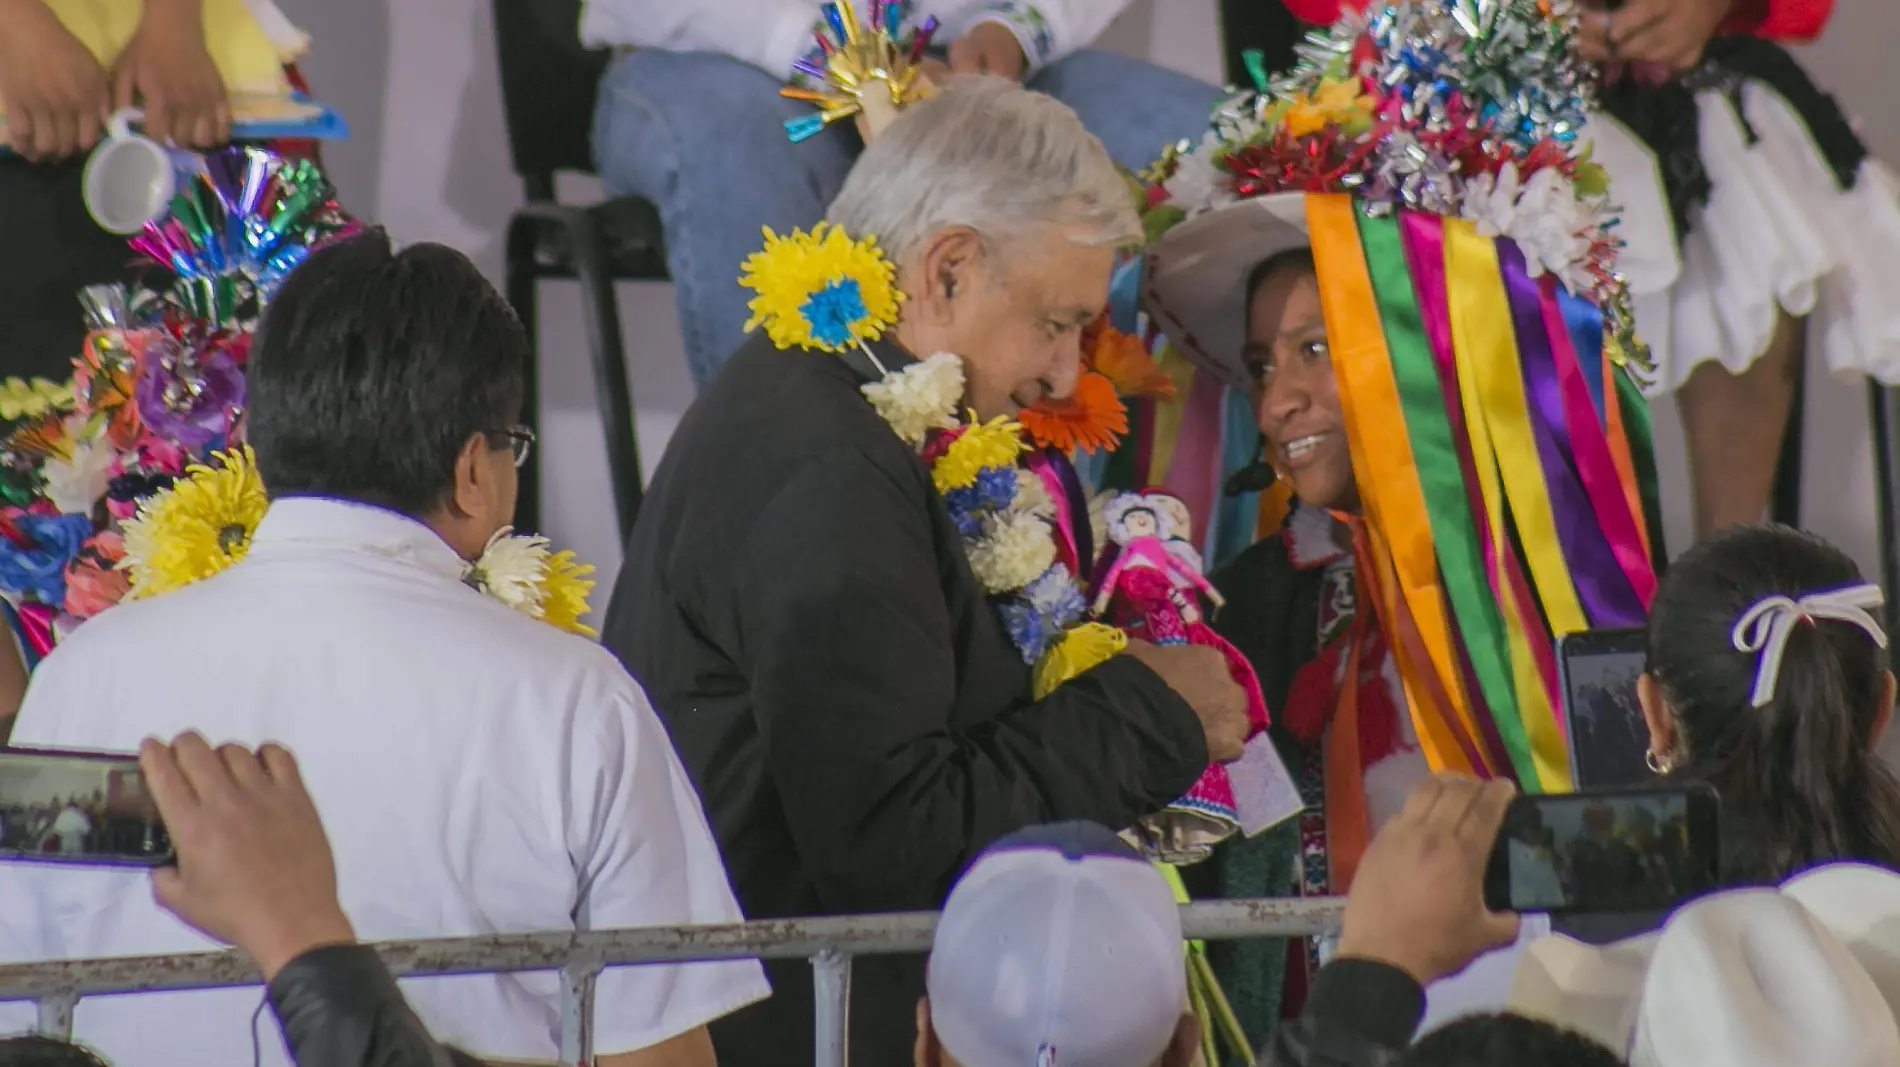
[949,22,1027,81]
[112,0,230,149]
[0,0,111,160]
[1604,0,1736,76]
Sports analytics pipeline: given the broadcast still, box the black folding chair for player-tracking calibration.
[491,0,664,542]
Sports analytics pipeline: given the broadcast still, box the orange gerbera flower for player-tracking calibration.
[1087,321,1175,400]
[1021,371,1129,455]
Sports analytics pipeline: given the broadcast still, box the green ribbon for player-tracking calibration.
[1356,212,1532,782]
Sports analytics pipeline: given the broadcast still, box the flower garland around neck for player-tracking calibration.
[739,223,1125,694]
[116,445,598,636]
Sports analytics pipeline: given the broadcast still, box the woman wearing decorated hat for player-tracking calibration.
[1276,0,1900,543]
[1125,0,1665,1043]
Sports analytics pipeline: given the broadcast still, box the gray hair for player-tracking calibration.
[825,76,1142,261]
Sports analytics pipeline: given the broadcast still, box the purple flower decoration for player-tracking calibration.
[135,341,245,452]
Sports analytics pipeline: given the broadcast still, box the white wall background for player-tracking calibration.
[276,0,1899,605]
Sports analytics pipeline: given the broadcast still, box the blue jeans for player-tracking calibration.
[593,49,1223,389]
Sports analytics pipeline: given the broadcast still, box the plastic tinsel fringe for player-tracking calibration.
[1302,193,1658,793]
[0,146,357,628]
[781,0,937,142]
[126,145,360,334]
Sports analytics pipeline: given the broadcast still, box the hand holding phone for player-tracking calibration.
[142,734,356,980]
[1484,786,1721,915]
[1337,775,1522,985]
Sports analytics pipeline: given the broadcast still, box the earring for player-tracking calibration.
[1645,749,1673,775]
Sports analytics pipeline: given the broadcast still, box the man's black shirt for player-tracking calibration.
[602,335,1207,1067]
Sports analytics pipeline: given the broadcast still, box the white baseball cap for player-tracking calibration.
[1507,864,1900,1067]
[925,822,1188,1067]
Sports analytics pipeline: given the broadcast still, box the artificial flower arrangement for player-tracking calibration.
[0,147,596,666]
[739,224,1130,689]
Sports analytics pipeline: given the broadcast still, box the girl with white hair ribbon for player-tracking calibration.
[1638,522,1900,886]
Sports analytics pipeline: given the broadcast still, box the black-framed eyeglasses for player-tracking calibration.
[493,425,535,468]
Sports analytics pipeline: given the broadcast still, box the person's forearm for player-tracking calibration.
[581,0,819,80]
[963,0,1136,71]
[780,655,1207,913]
[269,945,455,1067]
[1261,958,1424,1067]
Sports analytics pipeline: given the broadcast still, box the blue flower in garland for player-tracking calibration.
[1002,600,1052,664]
[800,279,870,349]
[1023,565,1087,629]
[0,512,95,606]
[942,465,1022,538]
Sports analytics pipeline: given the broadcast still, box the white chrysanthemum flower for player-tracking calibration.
[466,527,550,617]
[1461,163,1523,239]
[966,512,1057,594]
[43,436,116,515]
[1463,164,1597,290]
[1162,132,1236,218]
[862,351,964,446]
[1011,469,1054,519]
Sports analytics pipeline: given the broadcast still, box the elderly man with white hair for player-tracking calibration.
[583,0,1221,389]
[602,78,1250,1067]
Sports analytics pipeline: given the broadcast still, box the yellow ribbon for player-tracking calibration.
[1307,194,1480,774]
[1441,221,1586,639]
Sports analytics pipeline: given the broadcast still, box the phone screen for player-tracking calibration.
[1559,630,1653,789]
[1484,787,1720,915]
[0,749,172,866]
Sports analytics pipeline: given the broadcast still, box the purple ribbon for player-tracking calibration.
[1497,244,1644,628]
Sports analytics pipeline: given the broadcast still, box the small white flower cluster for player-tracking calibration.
[1161,130,1241,217]
[967,511,1058,594]
[464,527,551,620]
[860,351,965,446]
[42,437,117,516]
[1460,163,1603,296]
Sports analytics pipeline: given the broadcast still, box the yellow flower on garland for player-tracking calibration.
[1277,77,1376,138]
[932,414,1027,493]
[120,446,268,599]
[0,378,75,422]
[540,549,598,637]
[1032,623,1128,699]
[739,222,902,353]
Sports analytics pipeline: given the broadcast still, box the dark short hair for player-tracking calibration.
[1398,1013,1624,1067]
[0,1036,113,1067]
[1647,523,1900,883]
[247,227,527,517]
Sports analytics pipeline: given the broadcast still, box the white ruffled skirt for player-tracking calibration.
[1584,78,1900,396]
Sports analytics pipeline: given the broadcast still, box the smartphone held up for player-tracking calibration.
[1484,785,1720,916]
[0,748,172,867]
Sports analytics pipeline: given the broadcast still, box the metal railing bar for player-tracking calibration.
[809,950,851,1067]
[0,897,1345,1002]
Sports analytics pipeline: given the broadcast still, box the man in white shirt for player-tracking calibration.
[0,230,770,1067]
[581,0,1221,389]
[50,801,91,855]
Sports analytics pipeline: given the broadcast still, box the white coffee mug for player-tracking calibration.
[82,109,206,235]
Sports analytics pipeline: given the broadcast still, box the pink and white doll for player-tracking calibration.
[1092,495,1225,627]
[1092,491,1271,863]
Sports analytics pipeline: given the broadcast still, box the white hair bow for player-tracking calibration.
[1731,583,1889,708]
